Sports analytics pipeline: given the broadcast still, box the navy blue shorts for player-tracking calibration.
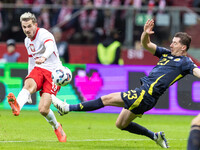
[121,87,157,117]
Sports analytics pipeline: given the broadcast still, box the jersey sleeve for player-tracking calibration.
[39,29,55,59]
[182,57,198,75]
[43,40,55,59]
[24,38,35,74]
[28,57,35,74]
[40,29,55,45]
[154,46,171,58]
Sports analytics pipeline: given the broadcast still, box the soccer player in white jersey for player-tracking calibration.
[7,12,67,142]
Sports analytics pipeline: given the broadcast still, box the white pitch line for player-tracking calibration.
[0,138,187,143]
[69,139,187,142]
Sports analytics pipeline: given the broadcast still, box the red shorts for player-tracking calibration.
[26,67,61,96]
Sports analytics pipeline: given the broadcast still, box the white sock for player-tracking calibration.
[154,133,158,140]
[17,89,31,110]
[44,109,59,130]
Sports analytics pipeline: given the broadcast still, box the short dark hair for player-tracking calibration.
[174,32,191,51]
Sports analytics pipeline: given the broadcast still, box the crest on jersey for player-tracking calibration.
[30,44,35,52]
[174,58,181,62]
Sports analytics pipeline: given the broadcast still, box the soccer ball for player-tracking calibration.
[52,67,72,86]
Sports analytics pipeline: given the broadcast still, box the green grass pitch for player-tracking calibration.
[0,109,194,150]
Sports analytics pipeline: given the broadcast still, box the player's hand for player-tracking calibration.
[144,19,154,35]
[35,57,46,64]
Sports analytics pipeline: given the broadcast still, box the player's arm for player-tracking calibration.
[141,19,157,55]
[25,40,35,74]
[28,56,35,74]
[193,68,200,78]
[35,40,54,64]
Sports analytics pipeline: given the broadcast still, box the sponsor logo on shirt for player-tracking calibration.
[168,56,173,59]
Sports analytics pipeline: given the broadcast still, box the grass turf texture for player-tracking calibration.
[0,109,194,150]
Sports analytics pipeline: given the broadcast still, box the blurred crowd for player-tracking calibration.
[0,0,197,45]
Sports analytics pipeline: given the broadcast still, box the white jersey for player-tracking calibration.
[24,28,62,73]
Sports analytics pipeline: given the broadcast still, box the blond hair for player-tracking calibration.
[20,12,37,23]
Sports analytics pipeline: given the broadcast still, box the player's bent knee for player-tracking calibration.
[115,121,127,130]
[101,92,122,106]
[24,79,37,93]
[101,94,113,105]
[191,115,200,126]
[39,108,49,116]
[115,123,122,129]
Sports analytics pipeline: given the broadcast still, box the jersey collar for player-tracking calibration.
[31,27,40,41]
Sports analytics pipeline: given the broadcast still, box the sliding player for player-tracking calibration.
[53,19,200,148]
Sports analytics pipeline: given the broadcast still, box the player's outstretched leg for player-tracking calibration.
[54,122,67,142]
[155,131,169,148]
[7,93,20,116]
[51,94,69,115]
[52,95,105,115]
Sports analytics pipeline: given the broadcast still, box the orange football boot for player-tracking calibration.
[7,93,20,116]
[54,123,67,142]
